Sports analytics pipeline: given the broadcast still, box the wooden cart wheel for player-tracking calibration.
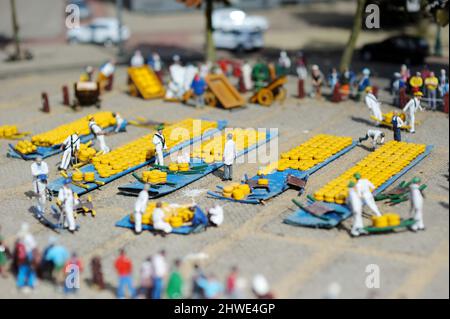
[275,87,287,104]
[257,88,274,107]
[204,91,217,107]
[129,84,139,97]
[182,89,193,104]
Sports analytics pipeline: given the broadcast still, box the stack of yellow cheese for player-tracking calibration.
[77,143,97,162]
[222,183,251,200]
[191,128,266,164]
[258,178,269,186]
[382,112,407,125]
[314,141,426,204]
[15,140,37,154]
[259,134,353,175]
[29,112,116,147]
[142,170,167,184]
[92,119,217,179]
[84,172,96,183]
[372,213,401,228]
[72,171,84,182]
[0,125,18,138]
[128,66,165,99]
[129,202,195,227]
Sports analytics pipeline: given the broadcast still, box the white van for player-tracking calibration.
[67,18,130,46]
[214,28,265,51]
[212,8,269,51]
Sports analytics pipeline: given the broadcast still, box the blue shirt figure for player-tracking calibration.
[191,75,206,96]
[147,54,155,69]
[358,68,371,92]
[391,114,404,142]
[328,69,340,88]
[192,207,208,227]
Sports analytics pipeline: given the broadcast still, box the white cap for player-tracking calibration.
[363,68,370,76]
[173,54,180,62]
[312,65,319,71]
[252,274,270,296]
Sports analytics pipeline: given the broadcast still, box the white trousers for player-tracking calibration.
[97,136,110,153]
[362,194,382,216]
[407,112,415,132]
[155,149,164,166]
[351,208,364,232]
[411,206,424,229]
[64,206,76,231]
[134,211,143,233]
[60,149,73,170]
[154,221,172,234]
[34,180,47,215]
[371,105,382,122]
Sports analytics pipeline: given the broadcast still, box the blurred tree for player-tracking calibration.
[339,0,366,72]
[10,0,21,60]
[177,0,230,62]
[340,0,448,69]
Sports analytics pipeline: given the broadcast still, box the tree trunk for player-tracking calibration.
[205,0,216,62]
[10,0,21,59]
[339,0,366,73]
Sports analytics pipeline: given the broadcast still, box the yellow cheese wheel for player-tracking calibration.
[372,216,389,228]
[84,172,95,182]
[72,172,84,182]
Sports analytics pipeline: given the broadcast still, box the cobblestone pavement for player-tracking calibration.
[0,67,448,299]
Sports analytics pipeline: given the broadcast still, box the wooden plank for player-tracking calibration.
[206,74,245,109]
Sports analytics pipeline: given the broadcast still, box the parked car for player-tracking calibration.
[214,28,265,52]
[360,35,429,65]
[212,8,269,51]
[67,0,91,20]
[66,18,130,46]
[212,8,269,31]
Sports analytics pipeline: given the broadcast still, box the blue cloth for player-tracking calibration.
[197,278,224,299]
[191,78,206,96]
[117,275,135,299]
[358,76,371,92]
[192,208,208,227]
[392,117,402,142]
[116,120,128,132]
[17,265,36,288]
[45,245,69,267]
[328,73,340,88]
[147,55,155,69]
[152,277,164,299]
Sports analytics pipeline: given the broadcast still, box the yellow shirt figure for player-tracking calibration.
[409,75,423,90]
[425,76,439,91]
